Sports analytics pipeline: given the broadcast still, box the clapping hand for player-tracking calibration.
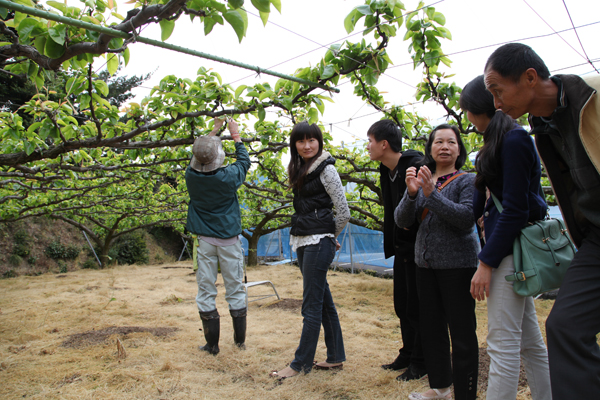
[405,166,421,197]
[417,166,436,197]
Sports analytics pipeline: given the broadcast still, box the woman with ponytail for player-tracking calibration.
[460,76,551,400]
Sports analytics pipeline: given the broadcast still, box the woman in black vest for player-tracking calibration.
[270,122,350,380]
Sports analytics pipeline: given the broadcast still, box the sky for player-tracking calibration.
[61,0,600,147]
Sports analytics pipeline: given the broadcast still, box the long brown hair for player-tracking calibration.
[287,122,324,190]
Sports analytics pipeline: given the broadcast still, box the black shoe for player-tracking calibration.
[396,364,427,381]
[381,355,411,371]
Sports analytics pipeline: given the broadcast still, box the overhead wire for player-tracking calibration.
[387,20,600,71]
[521,0,585,60]
[561,0,599,74]
[224,1,449,89]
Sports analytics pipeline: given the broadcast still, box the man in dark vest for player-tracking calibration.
[186,118,250,355]
[367,119,426,381]
[483,43,600,398]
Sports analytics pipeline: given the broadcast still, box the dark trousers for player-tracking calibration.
[393,251,425,369]
[417,267,479,400]
[546,228,600,399]
[290,237,345,373]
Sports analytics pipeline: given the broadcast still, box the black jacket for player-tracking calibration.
[380,149,423,259]
[290,156,336,236]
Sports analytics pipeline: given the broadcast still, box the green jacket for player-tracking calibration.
[185,142,250,238]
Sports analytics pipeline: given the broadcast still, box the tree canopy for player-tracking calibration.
[0,0,484,266]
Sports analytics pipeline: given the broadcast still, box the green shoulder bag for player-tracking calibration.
[490,192,576,297]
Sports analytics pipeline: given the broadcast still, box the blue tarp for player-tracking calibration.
[240,205,565,269]
[241,223,393,268]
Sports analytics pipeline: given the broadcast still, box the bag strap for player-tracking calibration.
[421,172,466,221]
[489,191,503,213]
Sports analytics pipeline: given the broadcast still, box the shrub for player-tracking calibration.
[64,245,80,260]
[82,259,100,270]
[113,232,149,265]
[45,241,66,259]
[9,254,22,266]
[58,261,68,274]
[12,243,30,257]
[2,270,17,279]
[13,230,30,245]
[27,256,37,265]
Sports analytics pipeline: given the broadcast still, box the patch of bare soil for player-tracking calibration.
[61,326,179,348]
[262,298,303,312]
[478,347,528,392]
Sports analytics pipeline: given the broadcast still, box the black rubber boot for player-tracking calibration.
[199,309,220,355]
[230,307,247,349]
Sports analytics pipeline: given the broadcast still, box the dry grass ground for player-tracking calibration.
[0,262,555,399]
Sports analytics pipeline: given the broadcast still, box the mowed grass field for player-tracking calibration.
[0,261,555,399]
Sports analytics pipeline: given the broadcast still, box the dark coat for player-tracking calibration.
[380,149,423,259]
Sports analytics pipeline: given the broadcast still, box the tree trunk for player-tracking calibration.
[99,245,110,268]
[246,233,261,267]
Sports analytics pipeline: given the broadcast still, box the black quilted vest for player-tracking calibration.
[290,156,336,236]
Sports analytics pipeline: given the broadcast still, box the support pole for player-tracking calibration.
[82,230,102,268]
[348,223,355,273]
[0,0,340,93]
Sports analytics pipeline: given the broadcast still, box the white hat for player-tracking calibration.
[190,135,225,172]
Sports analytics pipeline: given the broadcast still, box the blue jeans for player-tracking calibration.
[290,237,345,373]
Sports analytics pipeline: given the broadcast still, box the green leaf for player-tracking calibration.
[320,64,335,80]
[234,85,247,98]
[433,12,446,26]
[204,17,217,35]
[270,0,282,13]
[436,26,452,40]
[106,54,119,76]
[94,80,109,96]
[0,7,7,19]
[314,98,325,115]
[440,56,452,68]
[47,1,66,13]
[27,60,38,79]
[48,24,67,45]
[308,108,318,124]
[228,0,244,9]
[123,47,130,66]
[356,5,373,15]
[159,19,175,41]
[344,9,357,34]
[108,37,123,50]
[17,18,40,42]
[209,0,227,13]
[259,10,269,26]
[251,0,270,13]
[257,106,265,122]
[23,140,35,155]
[426,7,435,21]
[44,36,65,58]
[408,20,420,31]
[223,10,246,43]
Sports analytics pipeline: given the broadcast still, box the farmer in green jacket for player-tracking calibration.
[185,118,250,355]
